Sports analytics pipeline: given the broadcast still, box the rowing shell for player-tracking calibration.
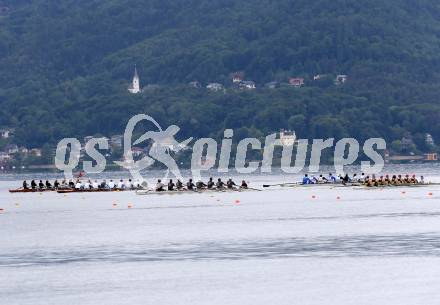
[136,188,258,196]
[57,188,142,194]
[9,188,55,193]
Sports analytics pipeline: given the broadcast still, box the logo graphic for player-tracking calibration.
[114,114,192,181]
[55,113,386,180]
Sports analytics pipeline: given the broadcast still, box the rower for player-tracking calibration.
[186,179,195,190]
[54,180,60,189]
[156,179,165,192]
[84,180,91,189]
[216,178,225,189]
[240,180,248,189]
[23,180,29,190]
[342,174,350,184]
[411,175,418,184]
[92,180,99,189]
[117,179,125,190]
[108,180,115,189]
[196,180,207,189]
[168,179,175,191]
[207,177,215,189]
[127,179,133,189]
[328,173,337,183]
[100,180,107,189]
[302,174,313,185]
[359,173,366,183]
[38,180,45,189]
[226,178,237,189]
[317,174,327,184]
[45,180,52,189]
[69,180,75,188]
[176,179,184,190]
[75,180,82,190]
[420,176,425,184]
[31,180,37,189]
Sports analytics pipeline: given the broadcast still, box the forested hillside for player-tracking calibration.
[0,0,440,153]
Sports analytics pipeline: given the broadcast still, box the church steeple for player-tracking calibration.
[128,65,141,94]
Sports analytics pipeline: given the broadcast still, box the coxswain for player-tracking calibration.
[156,179,165,192]
[176,179,184,190]
[240,180,248,189]
[38,180,45,189]
[54,180,60,189]
[186,179,195,190]
[302,174,313,185]
[45,180,52,189]
[226,178,237,189]
[196,180,207,189]
[168,179,175,191]
[207,177,215,189]
[23,180,29,190]
[216,178,225,189]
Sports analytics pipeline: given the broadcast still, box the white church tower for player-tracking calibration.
[128,66,141,94]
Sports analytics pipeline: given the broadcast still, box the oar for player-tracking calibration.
[263,182,299,188]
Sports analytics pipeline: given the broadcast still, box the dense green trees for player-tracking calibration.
[0,0,439,153]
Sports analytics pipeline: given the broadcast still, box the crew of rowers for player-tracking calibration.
[21,179,144,191]
[154,178,248,192]
[21,177,249,192]
[301,173,424,186]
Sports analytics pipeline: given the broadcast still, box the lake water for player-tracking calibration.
[1,165,440,305]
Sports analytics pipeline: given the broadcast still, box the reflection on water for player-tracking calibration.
[2,233,440,267]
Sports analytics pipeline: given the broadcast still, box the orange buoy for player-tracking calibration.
[336,196,341,200]
[235,200,240,204]
[401,191,406,194]
[128,204,133,209]
[0,208,4,212]
[112,203,117,207]
[312,195,316,199]
[428,192,433,196]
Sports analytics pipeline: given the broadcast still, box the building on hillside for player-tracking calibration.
[206,83,224,92]
[231,71,245,83]
[189,81,201,88]
[0,152,11,162]
[5,144,18,155]
[30,148,42,157]
[239,81,256,90]
[426,133,435,146]
[288,77,305,87]
[335,74,348,85]
[280,130,297,146]
[19,147,29,155]
[425,153,438,161]
[128,66,141,94]
[110,135,123,148]
[0,128,13,139]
